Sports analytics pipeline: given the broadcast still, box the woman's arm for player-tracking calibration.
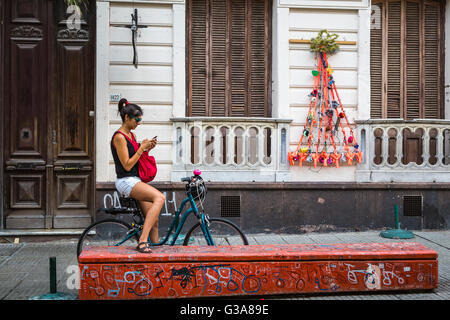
[113,134,144,172]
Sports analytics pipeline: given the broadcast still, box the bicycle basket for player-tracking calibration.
[187,177,207,201]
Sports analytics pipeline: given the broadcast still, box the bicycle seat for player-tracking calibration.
[96,197,140,215]
[97,207,135,215]
[119,196,140,208]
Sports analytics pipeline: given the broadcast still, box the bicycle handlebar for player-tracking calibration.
[181,170,202,183]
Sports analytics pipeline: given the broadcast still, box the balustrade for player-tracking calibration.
[171,117,292,182]
[356,120,450,182]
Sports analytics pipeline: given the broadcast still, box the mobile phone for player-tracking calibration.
[152,136,157,140]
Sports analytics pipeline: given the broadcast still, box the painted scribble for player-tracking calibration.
[78,243,438,299]
[79,260,437,299]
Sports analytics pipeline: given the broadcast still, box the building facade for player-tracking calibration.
[1,0,449,233]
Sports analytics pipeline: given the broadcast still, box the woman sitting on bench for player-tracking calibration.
[110,98,165,253]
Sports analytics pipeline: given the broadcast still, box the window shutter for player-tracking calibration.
[249,0,268,117]
[210,0,227,116]
[189,0,208,116]
[369,0,443,120]
[189,0,271,117]
[405,0,420,120]
[370,2,383,119]
[423,1,440,119]
[230,0,246,117]
[386,0,402,118]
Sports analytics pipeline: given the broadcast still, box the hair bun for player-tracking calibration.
[118,98,128,113]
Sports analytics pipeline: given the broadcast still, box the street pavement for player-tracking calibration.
[0,230,449,300]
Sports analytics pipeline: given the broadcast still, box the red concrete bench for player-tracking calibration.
[78,243,438,299]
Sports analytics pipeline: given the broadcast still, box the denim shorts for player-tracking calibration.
[115,176,141,197]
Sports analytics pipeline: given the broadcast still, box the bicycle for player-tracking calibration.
[77,170,248,259]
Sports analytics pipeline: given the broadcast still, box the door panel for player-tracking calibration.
[56,43,90,157]
[9,41,47,158]
[11,0,44,24]
[2,0,95,229]
[4,0,48,228]
[52,0,95,228]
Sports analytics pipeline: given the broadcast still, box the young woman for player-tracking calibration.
[111,98,165,253]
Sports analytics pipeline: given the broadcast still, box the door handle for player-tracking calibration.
[6,162,45,171]
[54,163,92,172]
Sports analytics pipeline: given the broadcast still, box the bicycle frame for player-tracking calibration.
[116,193,215,246]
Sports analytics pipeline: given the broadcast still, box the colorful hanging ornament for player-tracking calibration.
[288,48,362,168]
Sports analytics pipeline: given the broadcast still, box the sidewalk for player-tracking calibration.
[0,230,449,300]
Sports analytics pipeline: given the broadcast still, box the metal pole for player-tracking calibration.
[394,205,400,229]
[49,257,57,294]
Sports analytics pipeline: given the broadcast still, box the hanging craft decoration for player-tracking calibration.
[288,30,362,168]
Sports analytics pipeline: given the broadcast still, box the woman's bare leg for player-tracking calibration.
[139,201,160,243]
[130,182,165,244]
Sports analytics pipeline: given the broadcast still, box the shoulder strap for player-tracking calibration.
[112,131,132,149]
[115,130,139,152]
[117,130,133,142]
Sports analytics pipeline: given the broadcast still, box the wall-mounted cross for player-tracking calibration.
[115,8,148,69]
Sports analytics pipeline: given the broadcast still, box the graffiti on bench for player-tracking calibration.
[79,259,437,299]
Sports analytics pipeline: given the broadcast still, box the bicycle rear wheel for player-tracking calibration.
[183,218,248,246]
[77,219,139,258]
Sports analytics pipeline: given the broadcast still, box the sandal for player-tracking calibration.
[136,242,152,253]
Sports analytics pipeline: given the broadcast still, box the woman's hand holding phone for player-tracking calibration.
[140,139,152,151]
[149,136,157,150]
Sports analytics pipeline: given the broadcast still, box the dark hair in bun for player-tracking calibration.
[117,98,143,122]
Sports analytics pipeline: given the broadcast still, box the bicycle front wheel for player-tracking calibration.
[183,218,248,246]
[77,219,139,258]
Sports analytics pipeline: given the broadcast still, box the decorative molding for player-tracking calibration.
[57,28,89,40]
[10,26,43,39]
[290,39,357,45]
[278,0,370,10]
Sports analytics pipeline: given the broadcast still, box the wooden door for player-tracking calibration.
[2,0,95,229]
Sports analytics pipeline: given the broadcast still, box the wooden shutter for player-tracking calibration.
[386,0,402,118]
[210,0,227,116]
[370,2,383,119]
[405,0,420,120]
[249,0,268,117]
[230,0,246,116]
[370,0,443,120]
[423,1,440,119]
[189,0,208,116]
[188,0,271,117]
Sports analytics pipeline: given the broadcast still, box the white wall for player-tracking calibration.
[97,0,372,183]
[287,8,361,181]
[97,1,179,182]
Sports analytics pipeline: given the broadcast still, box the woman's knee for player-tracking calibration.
[154,192,165,205]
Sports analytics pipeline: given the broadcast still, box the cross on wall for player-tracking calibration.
[114,8,148,69]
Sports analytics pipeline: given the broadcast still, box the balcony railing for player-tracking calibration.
[356,119,450,182]
[170,117,292,182]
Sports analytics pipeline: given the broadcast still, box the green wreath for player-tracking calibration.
[310,29,340,55]
[64,0,88,10]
